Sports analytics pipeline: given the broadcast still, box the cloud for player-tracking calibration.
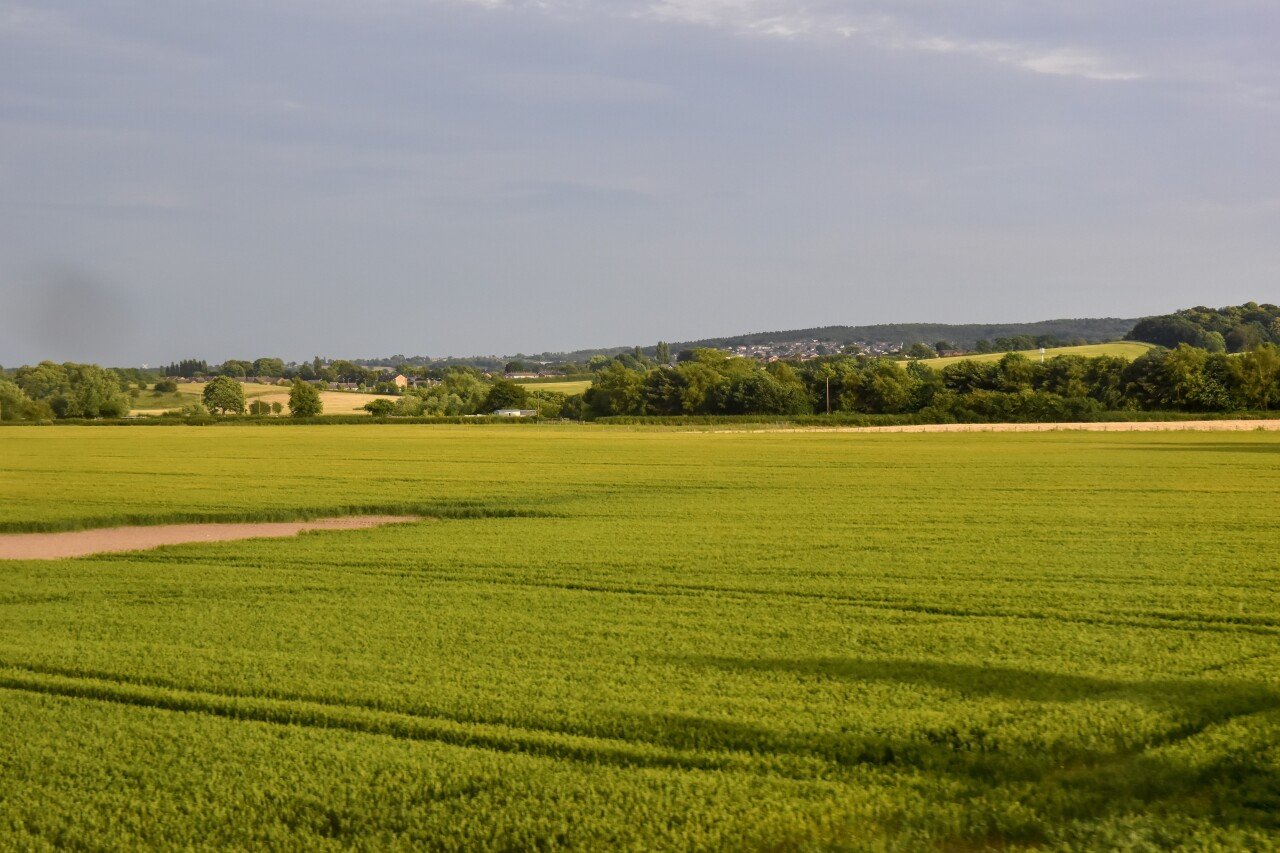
[904,36,1145,82]
[637,0,1145,82]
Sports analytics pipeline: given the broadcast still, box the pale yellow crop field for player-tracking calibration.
[130,383,395,415]
[251,390,397,414]
[914,341,1153,369]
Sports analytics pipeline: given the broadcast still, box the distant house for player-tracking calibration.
[392,374,409,389]
[504,372,540,380]
[493,409,537,418]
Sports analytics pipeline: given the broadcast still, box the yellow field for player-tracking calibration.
[915,341,1153,369]
[518,379,592,395]
[131,383,395,415]
[249,390,397,414]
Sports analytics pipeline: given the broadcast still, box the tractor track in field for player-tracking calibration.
[717,419,1280,434]
[0,665,747,775]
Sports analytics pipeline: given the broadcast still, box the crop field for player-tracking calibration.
[249,389,398,414]
[1,425,1279,849]
[130,384,397,415]
[915,341,1154,368]
[129,381,282,414]
[516,379,593,395]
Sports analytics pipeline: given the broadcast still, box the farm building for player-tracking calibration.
[493,409,537,417]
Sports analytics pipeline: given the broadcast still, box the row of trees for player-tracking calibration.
[580,345,1280,419]
[0,362,132,420]
[972,335,1087,353]
[199,377,324,417]
[358,371,579,419]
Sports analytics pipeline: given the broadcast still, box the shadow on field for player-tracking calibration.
[634,655,1280,840]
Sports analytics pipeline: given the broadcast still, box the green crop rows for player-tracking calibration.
[1,425,1279,849]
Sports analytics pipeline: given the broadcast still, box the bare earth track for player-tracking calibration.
[0,516,419,560]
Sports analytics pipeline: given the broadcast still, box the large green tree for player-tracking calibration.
[252,358,285,377]
[364,399,395,417]
[0,379,29,421]
[482,379,530,412]
[202,376,246,415]
[288,380,323,417]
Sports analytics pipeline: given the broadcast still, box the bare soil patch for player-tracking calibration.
[0,516,420,561]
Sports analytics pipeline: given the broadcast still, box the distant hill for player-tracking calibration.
[515,317,1140,362]
[919,341,1154,369]
[665,318,1139,351]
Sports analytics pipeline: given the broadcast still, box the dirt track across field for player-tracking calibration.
[0,516,420,561]
[720,419,1280,435]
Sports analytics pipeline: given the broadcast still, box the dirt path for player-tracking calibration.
[719,419,1280,435]
[0,516,420,561]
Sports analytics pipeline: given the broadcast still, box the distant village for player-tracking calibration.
[161,339,963,391]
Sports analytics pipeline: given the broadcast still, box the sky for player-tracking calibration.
[1,1,1278,365]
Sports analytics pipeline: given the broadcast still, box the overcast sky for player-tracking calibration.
[2,1,1278,364]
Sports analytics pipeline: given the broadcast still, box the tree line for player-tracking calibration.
[6,346,1280,423]
[580,345,1280,419]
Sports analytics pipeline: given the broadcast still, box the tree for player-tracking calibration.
[288,380,323,417]
[1226,323,1268,353]
[248,400,272,416]
[1201,331,1227,353]
[218,360,252,378]
[270,401,283,415]
[482,378,529,412]
[905,342,937,360]
[1231,344,1280,409]
[584,362,647,416]
[153,379,179,394]
[1127,316,1205,349]
[202,376,246,415]
[0,379,28,421]
[364,398,396,417]
[394,395,425,416]
[252,358,285,377]
[655,341,671,365]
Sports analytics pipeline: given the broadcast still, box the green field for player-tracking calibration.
[517,379,593,395]
[916,341,1154,369]
[130,381,284,414]
[1,425,1279,849]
